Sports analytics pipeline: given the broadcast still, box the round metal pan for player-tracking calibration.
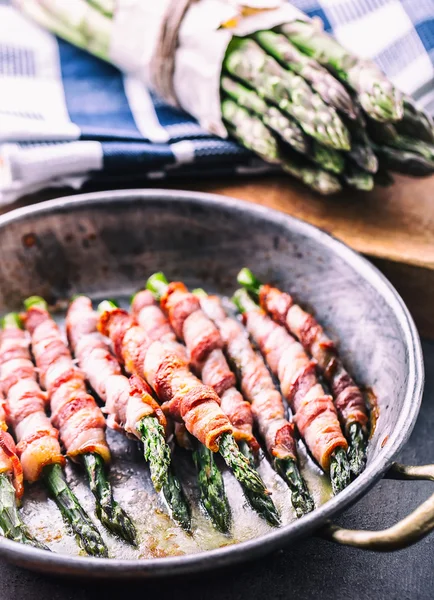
[0,189,428,579]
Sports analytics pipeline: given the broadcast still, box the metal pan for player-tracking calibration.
[0,189,428,579]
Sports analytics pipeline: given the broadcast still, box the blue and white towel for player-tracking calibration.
[1,0,433,205]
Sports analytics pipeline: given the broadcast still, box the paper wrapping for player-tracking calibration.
[110,0,308,136]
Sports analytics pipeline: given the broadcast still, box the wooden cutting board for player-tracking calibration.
[4,172,434,337]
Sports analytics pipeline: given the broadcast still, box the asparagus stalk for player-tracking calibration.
[43,463,108,556]
[236,270,355,491]
[222,99,341,194]
[82,453,137,545]
[146,273,280,526]
[224,38,351,150]
[222,75,343,175]
[19,0,112,61]
[396,97,434,144]
[23,297,136,544]
[0,473,49,550]
[343,165,374,191]
[281,155,342,195]
[348,143,378,174]
[136,416,191,531]
[253,30,357,119]
[222,98,280,163]
[87,0,115,17]
[221,76,309,155]
[279,20,404,122]
[192,443,231,533]
[374,145,434,176]
[387,135,434,162]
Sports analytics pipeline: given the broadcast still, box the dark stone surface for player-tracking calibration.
[1,342,433,599]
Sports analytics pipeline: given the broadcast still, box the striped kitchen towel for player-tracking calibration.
[1,0,433,205]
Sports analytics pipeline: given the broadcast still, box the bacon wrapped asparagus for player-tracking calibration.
[0,357,44,548]
[192,289,314,517]
[238,269,369,476]
[233,289,351,495]
[129,291,230,532]
[22,297,136,545]
[0,313,109,555]
[97,300,279,526]
[66,296,191,532]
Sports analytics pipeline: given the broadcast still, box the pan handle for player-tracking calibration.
[319,462,434,551]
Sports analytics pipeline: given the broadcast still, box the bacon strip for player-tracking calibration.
[240,303,347,471]
[198,295,297,462]
[0,324,63,487]
[0,387,23,499]
[66,296,166,438]
[23,305,110,464]
[133,290,258,451]
[98,306,233,452]
[259,285,369,433]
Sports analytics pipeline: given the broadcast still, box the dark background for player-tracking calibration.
[1,343,433,600]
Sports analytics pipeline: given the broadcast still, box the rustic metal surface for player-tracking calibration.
[0,190,424,578]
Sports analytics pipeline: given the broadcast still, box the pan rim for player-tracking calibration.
[0,189,424,578]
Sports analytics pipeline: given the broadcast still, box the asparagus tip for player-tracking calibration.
[275,457,315,518]
[191,288,207,298]
[237,268,262,296]
[232,288,258,314]
[1,312,23,330]
[146,272,169,300]
[23,296,48,311]
[97,299,119,314]
[347,423,367,478]
[330,447,352,495]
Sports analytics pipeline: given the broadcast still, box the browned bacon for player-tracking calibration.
[98,306,233,452]
[0,387,23,498]
[23,305,110,464]
[0,325,64,487]
[66,296,166,437]
[199,295,297,462]
[241,303,347,471]
[259,285,369,433]
[134,290,258,451]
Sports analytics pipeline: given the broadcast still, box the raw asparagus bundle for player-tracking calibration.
[16,0,434,195]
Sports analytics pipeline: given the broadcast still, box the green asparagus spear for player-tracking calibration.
[348,142,378,174]
[396,97,434,144]
[23,297,136,544]
[311,142,345,174]
[279,20,403,122]
[374,144,434,176]
[192,443,231,533]
[281,155,342,195]
[87,0,115,17]
[221,76,309,156]
[146,273,280,526]
[0,474,49,550]
[254,30,357,119]
[82,453,137,545]
[20,0,113,62]
[329,447,352,495]
[222,99,341,194]
[43,463,108,557]
[224,38,351,150]
[96,300,192,532]
[136,416,191,531]
[387,135,434,162]
[343,165,374,191]
[346,422,367,478]
[222,98,280,163]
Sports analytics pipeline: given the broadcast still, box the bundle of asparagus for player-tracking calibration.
[17,0,434,195]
